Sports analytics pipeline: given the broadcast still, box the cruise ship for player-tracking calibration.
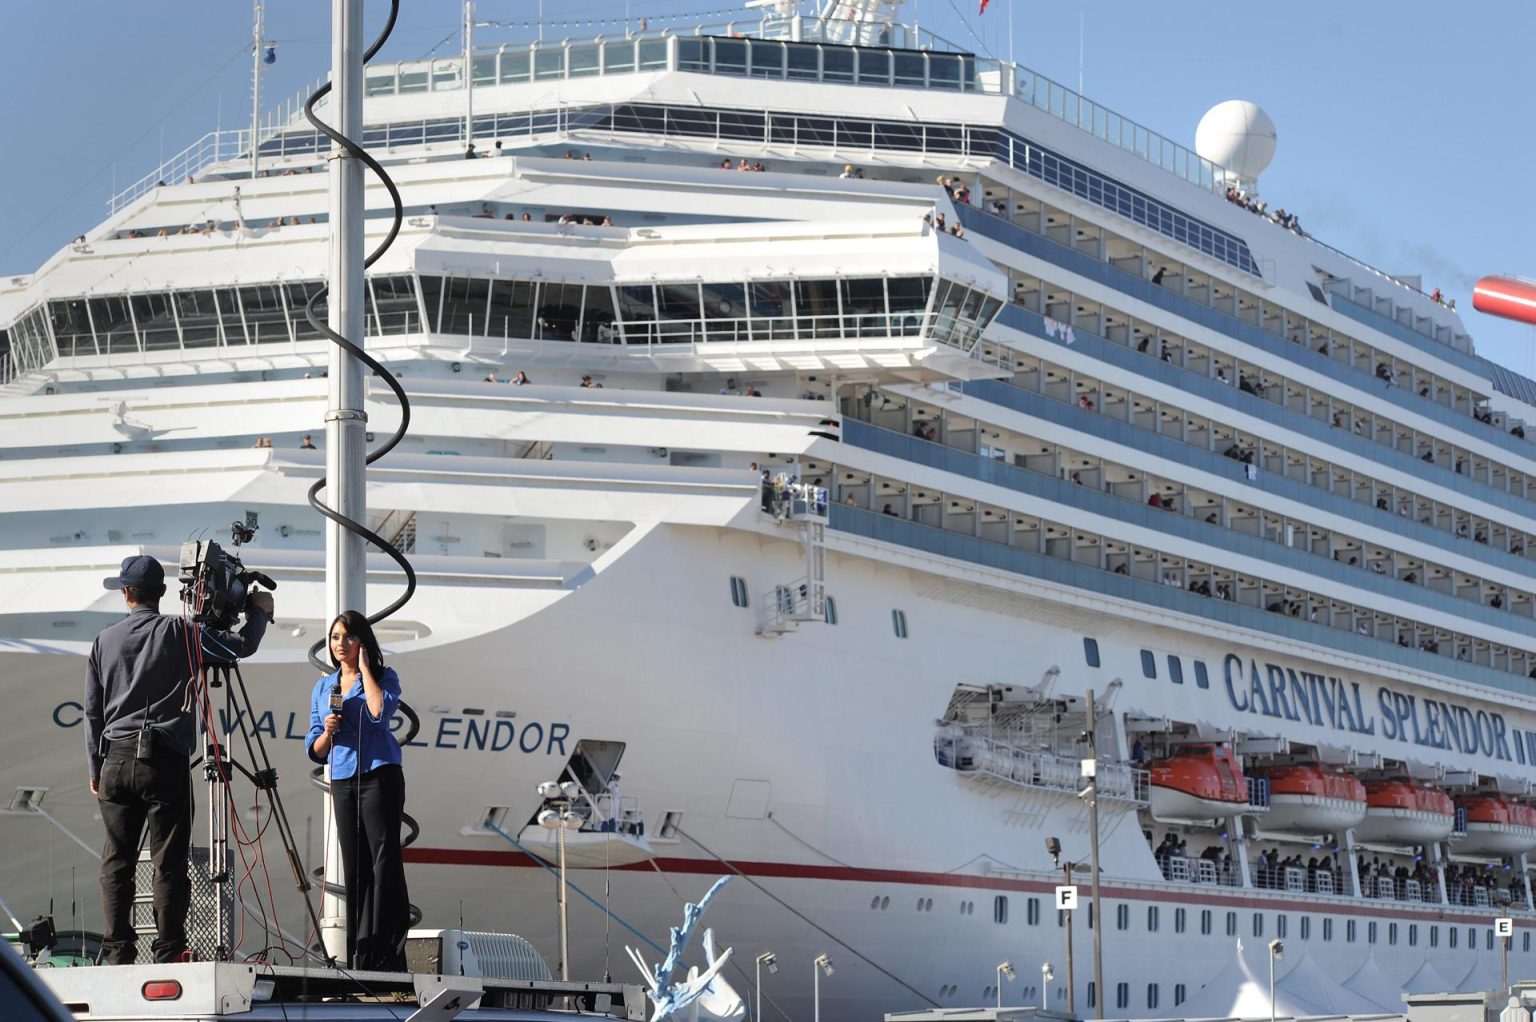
[3,1,1536,1016]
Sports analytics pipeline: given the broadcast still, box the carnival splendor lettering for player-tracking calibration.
[1221,653,1536,768]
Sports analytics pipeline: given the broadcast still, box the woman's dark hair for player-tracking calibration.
[328,610,384,677]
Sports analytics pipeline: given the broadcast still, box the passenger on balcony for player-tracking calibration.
[882,503,898,517]
[511,371,531,385]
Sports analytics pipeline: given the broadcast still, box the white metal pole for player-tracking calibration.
[755,958,762,1022]
[558,820,570,981]
[813,961,820,1022]
[251,1,264,178]
[319,0,368,964]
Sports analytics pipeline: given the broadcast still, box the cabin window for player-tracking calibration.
[1347,919,1357,943]
[892,609,908,638]
[1087,983,1096,1009]
[1174,908,1186,934]
[1146,906,1159,932]
[1323,918,1333,941]
[1167,657,1183,684]
[1431,926,1438,948]
[1449,927,1458,949]
[1193,661,1210,688]
[1368,921,1378,944]
[1408,924,1418,947]
[1252,913,1263,937]
[994,896,1008,924]
[1083,637,1100,667]
[1468,926,1476,950]
[1087,902,1094,929]
[1200,909,1211,935]
[1276,915,1287,938]
[1523,932,1530,953]
[1116,904,1128,930]
[1388,922,1398,946]
[729,576,749,607]
[1115,983,1129,1010]
[1487,928,1495,951]
[1174,984,1187,1006]
[1140,650,1156,678]
[1225,912,1237,937]
[823,596,838,625]
[1147,984,1159,1010]
[1027,898,1040,926]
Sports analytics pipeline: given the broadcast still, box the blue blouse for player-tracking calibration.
[306,667,403,780]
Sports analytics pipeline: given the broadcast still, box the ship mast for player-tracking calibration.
[250,2,264,179]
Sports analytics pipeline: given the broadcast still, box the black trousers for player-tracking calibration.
[97,741,192,965]
[332,764,410,970]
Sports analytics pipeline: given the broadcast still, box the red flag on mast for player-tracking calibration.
[979,0,990,11]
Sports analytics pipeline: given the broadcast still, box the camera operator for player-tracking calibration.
[84,554,274,965]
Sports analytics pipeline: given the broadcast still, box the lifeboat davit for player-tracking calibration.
[1454,796,1536,856]
[1352,780,1455,845]
[1473,276,1536,326]
[1252,765,1366,835]
[1148,745,1248,822]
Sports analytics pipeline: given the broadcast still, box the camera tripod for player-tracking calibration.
[198,658,331,965]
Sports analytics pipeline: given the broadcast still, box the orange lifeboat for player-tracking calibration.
[1251,765,1366,835]
[1455,796,1536,855]
[1352,780,1454,844]
[1149,745,1248,822]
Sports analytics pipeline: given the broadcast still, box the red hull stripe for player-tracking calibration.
[403,847,1520,927]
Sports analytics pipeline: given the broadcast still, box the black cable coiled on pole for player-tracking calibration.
[298,0,422,820]
[301,0,415,678]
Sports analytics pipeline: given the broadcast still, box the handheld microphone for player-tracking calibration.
[329,682,343,716]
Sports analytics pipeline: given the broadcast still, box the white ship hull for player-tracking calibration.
[5,525,1536,1016]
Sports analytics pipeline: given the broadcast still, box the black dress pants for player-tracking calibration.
[332,764,410,970]
[97,741,192,965]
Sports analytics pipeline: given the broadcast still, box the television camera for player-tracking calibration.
[179,520,278,632]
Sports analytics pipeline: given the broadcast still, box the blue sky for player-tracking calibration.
[3,1,1533,372]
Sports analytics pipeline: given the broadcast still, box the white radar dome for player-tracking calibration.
[1195,100,1276,185]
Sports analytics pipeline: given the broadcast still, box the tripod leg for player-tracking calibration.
[228,663,334,965]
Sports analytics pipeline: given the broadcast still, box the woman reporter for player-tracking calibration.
[306,610,410,971]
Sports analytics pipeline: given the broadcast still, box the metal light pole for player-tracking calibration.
[1085,688,1105,1021]
[317,0,368,964]
[1267,939,1284,1022]
[813,953,833,1022]
[537,781,581,981]
[755,952,777,1022]
[995,961,1015,1009]
[1047,836,1077,1017]
[1041,963,1054,1012]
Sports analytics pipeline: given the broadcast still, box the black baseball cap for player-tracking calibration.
[103,554,165,591]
